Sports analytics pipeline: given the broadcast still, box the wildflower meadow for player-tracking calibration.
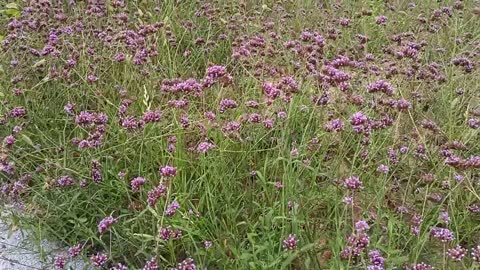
[0,0,479,269]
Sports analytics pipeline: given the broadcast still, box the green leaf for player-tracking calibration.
[5,9,20,18]
[21,134,34,147]
[6,3,19,9]
[146,206,159,219]
[78,218,88,223]
[133,233,155,241]
[450,97,460,110]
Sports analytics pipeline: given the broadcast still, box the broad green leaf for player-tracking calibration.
[5,8,21,18]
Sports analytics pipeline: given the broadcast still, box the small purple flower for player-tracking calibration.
[367,80,395,96]
[87,74,98,83]
[204,240,212,249]
[12,125,22,133]
[447,245,467,261]
[118,171,126,179]
[68,244,83,257]
[98,216,118,234]
[263,118,274,129]
[111,263,128,270]
[219,99,238,113]
[197,142,215,153]
[248,113,263,123]
[54,255,67,269]
[377,164,389,173]
[90,253,108,267]
[91,160,103,183]
[64,102,76,115]
[468,119,479,129]
[176,258,197,270]
[409,262,434,270]
[3,135,16,147]
[376,15,388,25]
[77,179,87,188]
[66,58,76,67]
[277,111,287,119]
[57,176,75,187]
[9,107,27,118]
[130,177,146,192]
[343,196,353,205]
[454,174,464,183]
[472,245,480,263]
[113,53,126,62]
[396,99,412,111]
[439,211,450,224]
[410,226,420,236]
[355,220,370,233]
[274,181,283,190]
[399,146,409,154]
[165,200,180,216]
[206,65,229,79]
[143,257,158,270]
[430,227,455,242]
[350,112,368,126]
[325,118,344,132]
[343,176,363,190]
[75,111,95,127]
[147,184,167,206]
[143,110,162,123]
[159,165,177,177]
[246,100,260,108]
[282,234,298,250]
[368,249,385,267]
[204,111,216,121]
[159,226,172,240]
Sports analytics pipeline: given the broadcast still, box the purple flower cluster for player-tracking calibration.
[325,118,344,132]
[68,244,83,257]
[143,110,162,123]
[447,245,467,261]
[174,258,197,270]
[367,249,385,270]
[98,216,118,234]
[159,226,182,240]
[130,177,146,192]
[340,233,370,259]
[366,80,395,96]
[57,176,75,187]
[9,107,27,118]
[54,255,67,270]
[147,184,167,206]
[165,200,180,216]
[343,175,363,190]
[219,99,238,113]
[282,234,298,250]
[91,160,103,183]
[159,165,177,177]
[143,257,158,270]
[430,227,455,242]
[90,253,108,267]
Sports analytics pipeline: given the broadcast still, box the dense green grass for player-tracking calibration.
[1,0,479,269]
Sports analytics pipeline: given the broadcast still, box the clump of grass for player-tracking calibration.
[0,0,479,269]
